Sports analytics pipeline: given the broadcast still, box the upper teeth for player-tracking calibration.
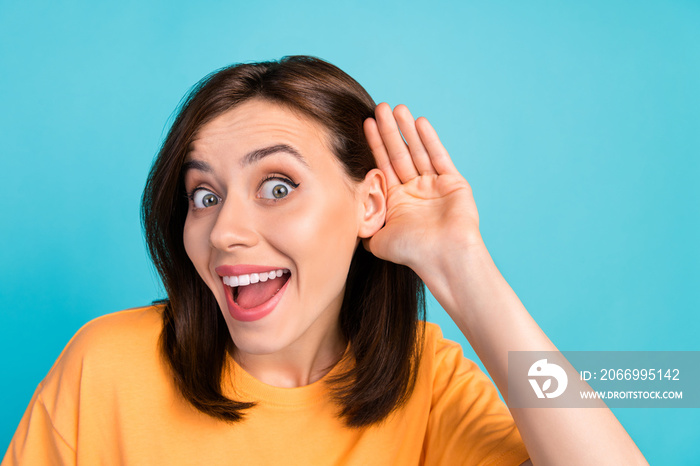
[223,269,289,287]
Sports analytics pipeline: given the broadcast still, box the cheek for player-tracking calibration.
[183,215,211,271]
[265,190,359,273]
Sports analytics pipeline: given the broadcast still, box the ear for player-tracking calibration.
[357,168,387,239]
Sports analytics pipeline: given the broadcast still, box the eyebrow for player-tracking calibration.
[182,159,212,174]
[240,143,309,168]
[182,143,309,175]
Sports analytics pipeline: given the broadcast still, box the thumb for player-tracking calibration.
[362,236,373,253]
[362,234,391,262]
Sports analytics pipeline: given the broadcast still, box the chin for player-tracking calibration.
[223,315,295,356]
[232,331,283,355]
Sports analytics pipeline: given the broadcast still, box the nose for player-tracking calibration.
[209,197,259,251]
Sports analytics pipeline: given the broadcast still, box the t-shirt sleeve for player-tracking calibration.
[422,326,530,466]
[2,388,76,466]
[3,306,165,466]
[2,311,102,466]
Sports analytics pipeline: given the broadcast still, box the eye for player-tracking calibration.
[258,177,298,200]
[189,188,221,209]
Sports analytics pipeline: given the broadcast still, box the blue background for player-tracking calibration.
[1,1,698,463]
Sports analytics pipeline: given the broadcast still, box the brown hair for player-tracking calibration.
[141,55,425,427]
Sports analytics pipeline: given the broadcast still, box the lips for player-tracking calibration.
[215,265,291,322]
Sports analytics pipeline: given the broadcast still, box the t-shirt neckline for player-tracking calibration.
[223,346,352,408]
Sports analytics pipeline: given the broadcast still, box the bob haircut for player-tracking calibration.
[142,55,426,428]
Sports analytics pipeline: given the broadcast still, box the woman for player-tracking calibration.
[3,56,647,465]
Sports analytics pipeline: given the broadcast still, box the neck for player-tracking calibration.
[232,321,347,388]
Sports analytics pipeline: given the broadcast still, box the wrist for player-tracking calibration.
[432,233,490,280]
[415,234,494,313]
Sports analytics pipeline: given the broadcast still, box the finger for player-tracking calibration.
[364,117,401,189]
[375,102,419,183]
[393,105,437,175]
[415,116,459,175]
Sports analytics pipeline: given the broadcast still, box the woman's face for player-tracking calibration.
[183,99,364,358]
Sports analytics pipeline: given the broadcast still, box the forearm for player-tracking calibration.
[420,241,648,466]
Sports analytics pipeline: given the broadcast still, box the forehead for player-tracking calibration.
[189,99,332,159]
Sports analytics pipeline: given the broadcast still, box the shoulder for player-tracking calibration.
[418,322,496,402]
[67,304,164,353]
[422,321,455,347]
[40,305,165,392]
[421,321,478,371]
[417,323,530,465]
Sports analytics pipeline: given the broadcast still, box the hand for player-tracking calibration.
[363,103,483,277]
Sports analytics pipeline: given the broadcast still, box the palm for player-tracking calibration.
[363,104,482,272]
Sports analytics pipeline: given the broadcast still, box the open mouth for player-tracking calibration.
[223,268,291,310]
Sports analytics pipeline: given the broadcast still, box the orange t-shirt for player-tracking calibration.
[3,306,529,465]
